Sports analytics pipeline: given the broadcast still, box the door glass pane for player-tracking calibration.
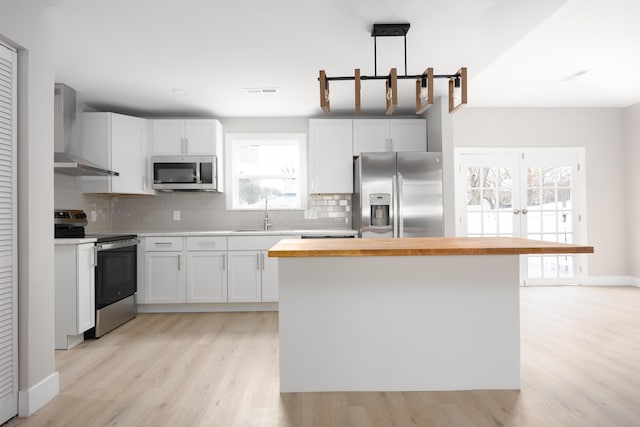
[559,256,574,278]
[526,164,576,281]
[498,212,513,234]
[527,211,542,233]
[464,165,514,237]
[528,256,542,278]
[467,212,482,235]
[543,256,559,277]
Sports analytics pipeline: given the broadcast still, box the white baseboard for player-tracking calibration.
[137,302,278,313]
[582,276,639,287]
[18,371,59,417]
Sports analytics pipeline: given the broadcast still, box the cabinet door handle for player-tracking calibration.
[184,138,189,153]
[222,254,226,271]
[155,242,172,247]
[142,176,146,191]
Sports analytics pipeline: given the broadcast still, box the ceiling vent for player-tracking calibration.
[243,87,279,95]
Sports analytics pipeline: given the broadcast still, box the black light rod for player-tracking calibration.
[319,74,459,82]
[404,34,407,76]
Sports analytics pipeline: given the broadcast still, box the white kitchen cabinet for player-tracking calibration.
[353,118,427,155]
[227,251,262,302]
[308,119,353,194]
[145,251,185,303]
[81,112,154,195]
[261,253,280,302]
[186,236,228,303]
[352,119,388,154]
[142,237,185,303]
[228,235,299,302]
[55,242,96,349]
[150,119,223,155]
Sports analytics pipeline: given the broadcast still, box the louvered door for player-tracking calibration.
[0,42,18,424]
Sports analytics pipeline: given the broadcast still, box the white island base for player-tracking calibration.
[278,255,520,392]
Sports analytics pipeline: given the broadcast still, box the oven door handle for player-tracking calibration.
[96,239,140,251]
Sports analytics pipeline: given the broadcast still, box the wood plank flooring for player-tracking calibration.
[6,286,640,426]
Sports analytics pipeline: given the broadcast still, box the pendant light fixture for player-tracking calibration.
[318,23,467,115]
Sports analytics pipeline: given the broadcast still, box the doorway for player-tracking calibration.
[454,148,587,285]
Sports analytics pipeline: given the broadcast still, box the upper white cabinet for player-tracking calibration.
[353,118,427,155]
[308,119,353,194]
[81,112,153,195]
[150,119,222,155]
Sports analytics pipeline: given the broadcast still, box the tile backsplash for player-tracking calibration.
[55,174,353,233]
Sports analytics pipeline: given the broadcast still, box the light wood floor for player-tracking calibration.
[6,286,640,427]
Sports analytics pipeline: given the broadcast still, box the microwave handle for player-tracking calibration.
[195,161,201,184]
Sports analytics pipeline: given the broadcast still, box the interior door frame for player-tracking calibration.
[454,147,587,285]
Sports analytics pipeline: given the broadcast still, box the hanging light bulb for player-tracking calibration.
[419,77,428,100]
[453,76,462,101]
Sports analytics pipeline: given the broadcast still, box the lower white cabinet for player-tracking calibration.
[261,252,280,302]
[187,251,227,302]
[145,251,185,303]
[227,235,299,303]
[227,251,262,302]
[142,236,185,303]
[55,242,96,349]
[140,234,299,307]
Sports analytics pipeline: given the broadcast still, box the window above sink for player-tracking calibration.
[225,133,307,211]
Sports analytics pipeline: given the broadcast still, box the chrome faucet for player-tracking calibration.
[263,199,272,231]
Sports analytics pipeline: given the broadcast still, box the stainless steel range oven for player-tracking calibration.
[88,234,138,337]
[54,209,139,338]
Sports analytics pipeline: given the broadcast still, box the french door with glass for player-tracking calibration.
[455,148,586,285]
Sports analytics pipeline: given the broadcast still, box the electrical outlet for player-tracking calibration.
[90,210,97,222]
[173,210,181,221]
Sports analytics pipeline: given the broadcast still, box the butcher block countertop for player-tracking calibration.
[268,237,594,258]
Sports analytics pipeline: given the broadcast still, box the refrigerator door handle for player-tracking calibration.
[397,173,404,238]
[392,174,398,238]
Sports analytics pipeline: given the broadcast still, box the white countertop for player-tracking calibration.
[135,229,358,237]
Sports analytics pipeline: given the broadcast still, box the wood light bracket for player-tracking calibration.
[448,67,468,113]
[415,68,434,114]
[319,23,467,115]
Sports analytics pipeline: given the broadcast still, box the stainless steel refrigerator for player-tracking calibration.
[353,152,444,238]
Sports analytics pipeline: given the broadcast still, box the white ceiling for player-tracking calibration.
[49,0,640,117]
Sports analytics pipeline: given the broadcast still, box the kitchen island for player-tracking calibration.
[269,237,593,392]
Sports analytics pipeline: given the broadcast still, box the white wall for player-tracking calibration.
[624,104,640,280]
[0,0,59,416]
[451,108,626,278]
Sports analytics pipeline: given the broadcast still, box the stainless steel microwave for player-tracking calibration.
[152,155,218,191]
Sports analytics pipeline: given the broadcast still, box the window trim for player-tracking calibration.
[224,133,307,211]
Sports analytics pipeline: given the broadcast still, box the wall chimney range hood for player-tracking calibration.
[54,83,119,177]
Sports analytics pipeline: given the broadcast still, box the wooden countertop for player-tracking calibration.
[268,237,594,257]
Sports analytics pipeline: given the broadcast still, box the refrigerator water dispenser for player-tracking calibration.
[370,193,390,227]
